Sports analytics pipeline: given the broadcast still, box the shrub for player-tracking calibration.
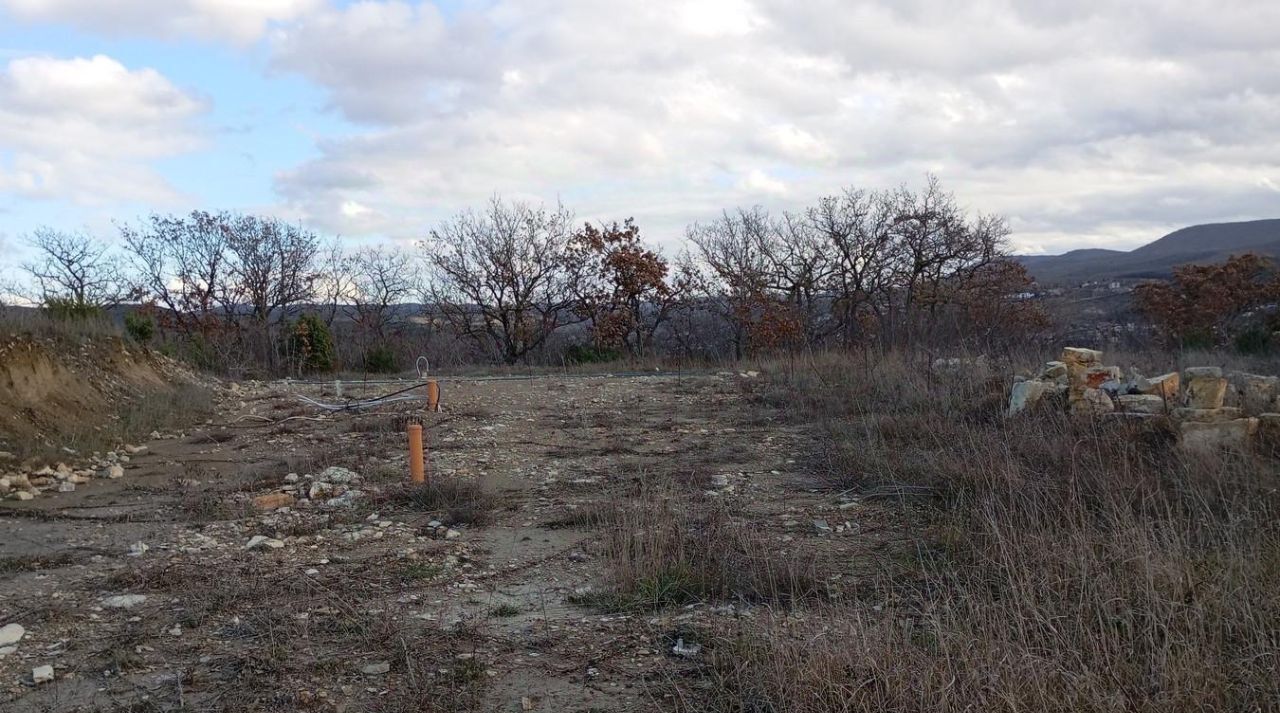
[363,344,399,373]
[124,311,156,343]
[1233,326,1272,355]
[564,343,621,365]
[287,314,335,374]
[43,297,103,321]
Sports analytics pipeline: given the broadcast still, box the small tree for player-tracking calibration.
[22,228,128,310]
[568,218,680,357]
[422,197,580,364]
[287,314,335,374]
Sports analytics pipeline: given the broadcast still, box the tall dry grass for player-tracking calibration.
[688,351,1280,712]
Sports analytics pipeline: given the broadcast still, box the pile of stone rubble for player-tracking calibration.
[0,445,147,501]
[1009,347,1280,452]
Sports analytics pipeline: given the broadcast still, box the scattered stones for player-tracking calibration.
[0,623,25,647]
[102,594,148,609]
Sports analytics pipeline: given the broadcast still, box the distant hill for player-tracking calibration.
[1018,219,1280,285]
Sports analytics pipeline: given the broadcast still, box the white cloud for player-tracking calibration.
[260,1,1280,252]
[0,0,321,43]
[0,54,208,205]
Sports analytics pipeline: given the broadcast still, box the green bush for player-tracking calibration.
[1234,326,1273,355]
[124,311,156,343]
[287,314,335,374]
[363,345,399,373]
[564,343,621,365]
[43,298,103,321]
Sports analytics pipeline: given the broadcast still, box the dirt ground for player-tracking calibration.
[0,371,879,712]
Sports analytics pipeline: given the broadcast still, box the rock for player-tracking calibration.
[1040,361,1068,380]
[101,464,125,479]
[362,661,391,675]
[325,490,364,509]
[57,481,76,493]
[284,473,300,484]
[1118,394,1167,415]
[252,493,296,511]
[671,637,702,657]
[0,451,14,461]
[1184,366,1223,379]
[1060,347,1103,365]
[0,623,25,647]
[245,535,285,550]
[1180,418,1257,453]
[317,466,359,484]
[9,491,34,501]
[1172,407,1243,423]
[444,528,461,540]
[1226,372,1279,414]
[31,665,54,685]
[123,445,148,456]
[1084,366,1122,389]
[1072,387,1114,415]
[102,594,148,609]
[1183,369,1228,410]
[1137,372,1180,400]
[0,646,15,658]
[128,542,149,557]
[812,519,831,533]
[1008,379,1053,416]
[308,481,334,500]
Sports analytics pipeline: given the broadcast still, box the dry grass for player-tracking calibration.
[682,350,1280,713]
[581,484,823,612]
[381,477,499,526]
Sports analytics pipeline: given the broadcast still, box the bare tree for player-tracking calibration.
[422,197,580,364]
[688,207,780,358]
[347,245,418,351]
[22,228,127,310]
[121,211,235,336]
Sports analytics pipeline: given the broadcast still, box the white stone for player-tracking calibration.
[57,481,76,493]
[1008,379,1053,416]
[317,466,359,484]
[362,661,391,675]
[9,491,34,501]
[101,464,125,479]
[128,542,149,557]
[102,594,148,609]
[444,529,461,540]
[0,623,25,647]
[245,535,285,550]
[32,665,54,684]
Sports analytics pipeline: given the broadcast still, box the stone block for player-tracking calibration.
[1041,361,1068,380]
[1179,418,1257,453]
[1226,372,1278,415]
[1172,407,1242,422]
[1137,372,1179,400]
[251,492,296,511]
[1061,347,1103,365]
[1118,394,1168,415]
[1085,365,1122,389]
[1071,387,1114,415]
[1177,376,1228,409]
[1008,379,1054,416]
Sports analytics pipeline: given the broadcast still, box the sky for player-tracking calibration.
[0,0,1277,271]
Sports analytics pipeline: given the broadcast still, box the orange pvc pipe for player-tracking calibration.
[408,423,425,484]
[426,380,440,412]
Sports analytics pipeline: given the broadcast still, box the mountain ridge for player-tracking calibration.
[1017,218,1280,284]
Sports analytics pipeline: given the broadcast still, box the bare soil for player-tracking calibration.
[0,372,884,711]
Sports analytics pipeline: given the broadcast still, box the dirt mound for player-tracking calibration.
[0,336,209,462]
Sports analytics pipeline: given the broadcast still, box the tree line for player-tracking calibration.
[6,177,1048,375]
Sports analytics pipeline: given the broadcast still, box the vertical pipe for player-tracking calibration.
[426,380,440,412]
[408,423,425,484]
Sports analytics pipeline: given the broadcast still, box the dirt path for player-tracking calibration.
[0,371,857,712]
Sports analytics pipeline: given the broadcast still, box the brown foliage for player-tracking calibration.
[1134,253,1280,345]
